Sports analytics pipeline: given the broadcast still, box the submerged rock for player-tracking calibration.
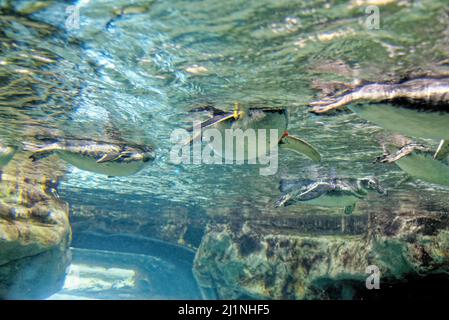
[0,152,71,299]
[69,204,206,250]
[0,245,70,299]
[194,192,449,299]
[0,11,82,299]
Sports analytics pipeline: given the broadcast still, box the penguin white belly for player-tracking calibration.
[396,153,449,187]
[212,114,287,162]
[302,194,359,208]
[59,152,145,176]
[349,104,449,140]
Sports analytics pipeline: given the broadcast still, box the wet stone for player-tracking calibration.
[194,191,449,299]
[0,151,71,299]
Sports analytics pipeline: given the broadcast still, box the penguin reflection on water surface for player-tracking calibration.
[310,78,449,160]
[186,103,321,162]
[26,135,155,177]
[377,136,449,187]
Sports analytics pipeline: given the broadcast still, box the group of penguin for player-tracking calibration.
[1,77,448,215]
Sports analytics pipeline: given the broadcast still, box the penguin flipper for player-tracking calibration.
[298,182,332,201]
[97,152,123,163]
[279,134,321,162]
[434,139,449,160]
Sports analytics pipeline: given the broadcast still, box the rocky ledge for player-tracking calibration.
[0,152,71,299]
[194,190,449,299]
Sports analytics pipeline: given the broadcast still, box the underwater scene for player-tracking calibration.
[1,0,449,301]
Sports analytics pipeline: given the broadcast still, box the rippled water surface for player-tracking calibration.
[1,0,449,299]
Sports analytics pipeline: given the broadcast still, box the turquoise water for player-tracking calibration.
[1,0,449,300]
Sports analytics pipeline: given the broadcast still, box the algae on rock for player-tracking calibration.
[194,190,449,299]
[0,152,71,299]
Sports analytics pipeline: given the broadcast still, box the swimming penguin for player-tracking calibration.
[186,103,321,162]
[377,141,449,187]
[309,78,449,160]
[26,137,155,177]
[275,177,386,214]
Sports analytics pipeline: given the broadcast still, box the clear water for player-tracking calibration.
[1,0,449,300]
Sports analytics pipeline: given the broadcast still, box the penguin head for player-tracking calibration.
[122,145,156,163]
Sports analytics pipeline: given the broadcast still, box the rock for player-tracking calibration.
[194,191,449,299]
[69,204,206,250]
[0,152,71,299]
[0,246,70,299]
[0,11,80,299]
